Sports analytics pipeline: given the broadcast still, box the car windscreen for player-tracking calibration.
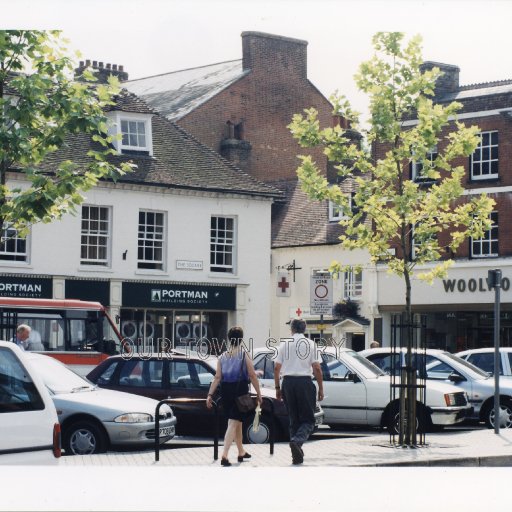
[29,356,94,393]
[340,350,387,378]
[440,352,490,379]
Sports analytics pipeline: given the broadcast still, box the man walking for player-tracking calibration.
[274,318,324,465]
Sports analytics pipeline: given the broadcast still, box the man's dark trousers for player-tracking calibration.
[282,376,316,444]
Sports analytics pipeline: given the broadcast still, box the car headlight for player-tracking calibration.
[444,393,457,406]
[114,413,153,423]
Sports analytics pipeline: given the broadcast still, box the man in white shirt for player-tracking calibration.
[274,319,324,465]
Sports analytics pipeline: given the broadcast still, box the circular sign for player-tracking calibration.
[315,284,329,299]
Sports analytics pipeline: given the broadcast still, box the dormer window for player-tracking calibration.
[107,111,153,156]
[122,120,146,149]
[328,193,357,222]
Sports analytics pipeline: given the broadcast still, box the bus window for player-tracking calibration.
[0,298,122,375]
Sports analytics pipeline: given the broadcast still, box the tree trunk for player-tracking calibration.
[401,267,417,445]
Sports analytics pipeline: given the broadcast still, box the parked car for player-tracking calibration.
[87,351,324,444]
[456,348,512,376]
[0,341,61,464]
[361,347,512,429]
[253,346,471,434]
[24,353,176,455]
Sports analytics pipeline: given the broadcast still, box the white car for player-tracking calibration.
[361,347,512,429]
[456,348,512,377]
[253,347,471,434]
[0,341,61,464]
[25,353,177,455]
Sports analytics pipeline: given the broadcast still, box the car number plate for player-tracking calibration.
[159,426,175,437]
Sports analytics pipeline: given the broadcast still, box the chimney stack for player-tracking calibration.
[420,61,460,98]
[241,31,308,78]
[75,60,129,83]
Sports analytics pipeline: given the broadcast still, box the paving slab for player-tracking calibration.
[60,427,512,467]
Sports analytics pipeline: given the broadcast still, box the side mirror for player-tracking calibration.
[347,372,361,383]
[448,372,465,383]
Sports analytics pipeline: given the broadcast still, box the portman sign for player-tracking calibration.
[122,281,236,310]
[0,277,52,298]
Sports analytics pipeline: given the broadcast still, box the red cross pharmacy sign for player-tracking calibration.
[310,275,333,314]
[277,272,291,297]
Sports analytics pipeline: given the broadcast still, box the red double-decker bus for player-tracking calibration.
[0,297,122,375]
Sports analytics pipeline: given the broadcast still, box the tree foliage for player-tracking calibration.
[0,30,133,235]
[289,32,494,313]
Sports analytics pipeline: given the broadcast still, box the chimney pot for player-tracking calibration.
[119,65,124,72]
[92,60,98,68]
[106,63,111,69]
[99,62,104,68]
[79,60,84,67]
[85,59,91,66]
[113,64,118,71]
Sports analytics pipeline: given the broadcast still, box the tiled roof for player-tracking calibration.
[442,82,512,102]
[271,180,346,248]
[36,89,283,199]
[124,60,247,121]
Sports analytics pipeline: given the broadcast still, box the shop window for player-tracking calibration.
[138,210,165,270]
[81,205,111,266]
[0,223,27,263]
[471,212,498,258]
[470,131,498,180]
[210,216,236,273]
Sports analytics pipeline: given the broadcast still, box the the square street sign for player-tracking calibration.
[310,275,333,315]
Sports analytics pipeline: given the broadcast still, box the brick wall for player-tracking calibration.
[176,32,334,183]
[373,81,512,261]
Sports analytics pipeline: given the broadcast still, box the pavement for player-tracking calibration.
[60,426,512,468]
[2,428,512,511]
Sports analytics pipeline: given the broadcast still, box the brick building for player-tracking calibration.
[125,32,376,346]
[375,62,512,350]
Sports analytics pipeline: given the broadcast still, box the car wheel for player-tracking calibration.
[63,420,107,455]
[386,403,428,435]
[242,414,276,444]
[484,399,512,429]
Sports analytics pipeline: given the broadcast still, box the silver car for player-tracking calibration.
[25,353,177,455]
[254,347,470,434]
[361,347,512,429]
[457,348,512,377]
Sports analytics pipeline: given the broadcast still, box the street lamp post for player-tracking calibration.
[488,269,501,435]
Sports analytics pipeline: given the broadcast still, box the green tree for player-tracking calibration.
[289,32,494,444]
[0,30,133,236]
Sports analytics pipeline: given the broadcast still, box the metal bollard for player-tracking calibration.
[261,396,275,455]
[154,399,174,462]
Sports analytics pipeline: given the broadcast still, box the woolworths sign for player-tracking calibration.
[443,276,510,293]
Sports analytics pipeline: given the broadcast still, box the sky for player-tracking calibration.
[3,0,512,121]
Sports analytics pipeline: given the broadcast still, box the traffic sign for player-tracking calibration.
[310,275,333,315]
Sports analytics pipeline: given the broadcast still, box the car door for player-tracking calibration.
[166,359,215,435]
[424,355,473,400]
[114,359,165,401]
[320,353,368,425]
